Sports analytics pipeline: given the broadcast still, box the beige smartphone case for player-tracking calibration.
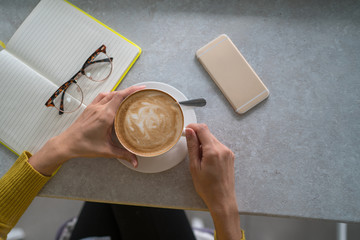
[196,34,269,114]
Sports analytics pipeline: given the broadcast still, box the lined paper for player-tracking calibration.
[0,50,84,154]
[7,0,140,106]
[0,0,141,153]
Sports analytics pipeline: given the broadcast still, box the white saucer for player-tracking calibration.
[118,82,197,173]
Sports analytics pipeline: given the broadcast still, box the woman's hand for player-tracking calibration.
[186,123,236,211]
[186,123,242,240]
[28,85,145,176]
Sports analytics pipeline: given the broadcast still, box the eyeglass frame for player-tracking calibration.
[45,44,113,115]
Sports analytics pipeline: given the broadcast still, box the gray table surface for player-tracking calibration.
[1,0,359,223]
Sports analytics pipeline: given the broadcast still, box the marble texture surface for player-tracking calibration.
[0,0,359,222]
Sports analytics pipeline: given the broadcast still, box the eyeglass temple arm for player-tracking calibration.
[82,45,107,69]
[59,89,66,115]
[91,57,113,64]
[82,57,113,70]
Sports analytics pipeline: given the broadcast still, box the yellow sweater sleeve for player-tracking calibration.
[0,151,51,240]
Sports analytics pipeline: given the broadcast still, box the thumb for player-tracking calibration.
[108,144,138,168]
[186,128,201,172]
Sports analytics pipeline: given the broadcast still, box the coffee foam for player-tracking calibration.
[116,90,183,156]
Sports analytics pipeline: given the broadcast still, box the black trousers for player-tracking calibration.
[69,202,196,240]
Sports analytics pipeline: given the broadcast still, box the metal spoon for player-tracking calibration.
[178,98,206,107]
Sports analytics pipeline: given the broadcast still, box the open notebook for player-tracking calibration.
[0,0,141,155]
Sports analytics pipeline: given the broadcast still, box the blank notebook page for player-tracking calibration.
[0,50,85,154]
[6,0,140,106]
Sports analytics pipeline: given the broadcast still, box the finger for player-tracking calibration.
[119,85,146,97]
[90,92,108,105]
[108,85,146,111]
[99,91,118,105]
[186,123,214,146]
[108,144,138,168]
[99,84,145,106]
[186,128,201,172]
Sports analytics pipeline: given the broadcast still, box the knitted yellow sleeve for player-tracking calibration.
[0,151,51,240]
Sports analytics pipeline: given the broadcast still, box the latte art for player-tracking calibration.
[115,90,183,157]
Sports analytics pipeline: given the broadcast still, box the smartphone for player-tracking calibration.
[196,34,269,114]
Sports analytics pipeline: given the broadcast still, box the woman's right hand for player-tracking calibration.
[28,86,145,176]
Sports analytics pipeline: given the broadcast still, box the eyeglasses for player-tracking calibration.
[45,44,113,115]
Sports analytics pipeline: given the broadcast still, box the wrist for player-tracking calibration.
[28,136,72,176]
[209,198,239,218]
[209,198,242,240]
[47,136,74,162]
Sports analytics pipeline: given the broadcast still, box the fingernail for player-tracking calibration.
[181,128,187,137]
[131,159,138,168]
